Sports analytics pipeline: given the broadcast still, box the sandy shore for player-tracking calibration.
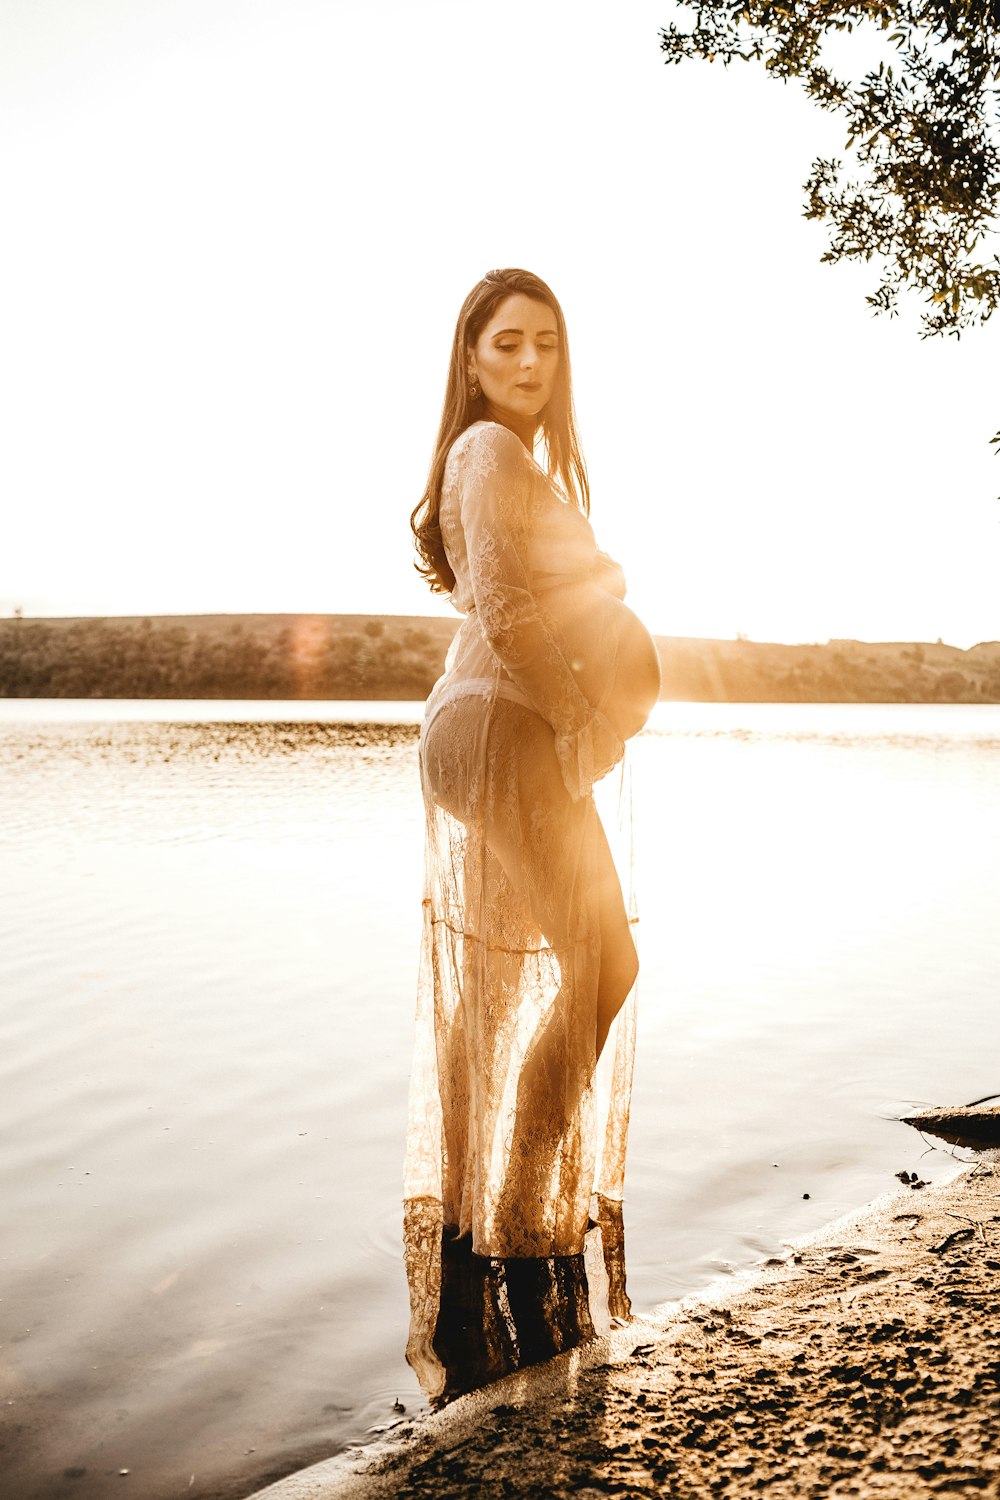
[249,1157,1000,1500]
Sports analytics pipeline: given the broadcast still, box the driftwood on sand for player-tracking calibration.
[902,1097,1000,1148]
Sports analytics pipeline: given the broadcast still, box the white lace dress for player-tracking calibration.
[404,420,648,1292]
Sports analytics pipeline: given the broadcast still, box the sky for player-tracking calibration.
[2,0,998,647]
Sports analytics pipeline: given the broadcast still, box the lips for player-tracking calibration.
[517,382,542,392]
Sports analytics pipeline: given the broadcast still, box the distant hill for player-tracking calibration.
[1,613,998,703]
[658,634,1000,704]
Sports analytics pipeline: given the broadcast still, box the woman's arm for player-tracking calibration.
[458,423,624,801]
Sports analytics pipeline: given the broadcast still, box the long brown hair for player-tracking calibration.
[410,268,590,596]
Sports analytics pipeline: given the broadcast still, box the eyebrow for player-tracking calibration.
[491,327,559,337]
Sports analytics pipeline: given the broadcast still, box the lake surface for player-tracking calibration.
[1,699,998,1499]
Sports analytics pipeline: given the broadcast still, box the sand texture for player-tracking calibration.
[250,1159,1000,1500]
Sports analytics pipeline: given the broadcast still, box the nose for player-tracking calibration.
[519,344,539,370]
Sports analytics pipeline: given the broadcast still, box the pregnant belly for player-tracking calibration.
[543,582,661,742]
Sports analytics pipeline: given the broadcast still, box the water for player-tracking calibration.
[1,699,998,1499]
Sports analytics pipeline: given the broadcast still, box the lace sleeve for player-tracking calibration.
[458,422,624,801]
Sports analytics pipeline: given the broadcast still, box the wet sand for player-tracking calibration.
[250,1158,1000,1499]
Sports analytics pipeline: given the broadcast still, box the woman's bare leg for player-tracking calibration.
[484,721,638,1066]
[422,698,639,1244]
[481,711,638,1244]
[423,699,638,1055]
[488,819,636,1244]
[592,811,639,1063]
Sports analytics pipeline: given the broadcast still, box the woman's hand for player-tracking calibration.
[592,550,626,600]
[555,708,625,801]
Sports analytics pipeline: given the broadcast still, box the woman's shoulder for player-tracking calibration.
[448,420,532,475]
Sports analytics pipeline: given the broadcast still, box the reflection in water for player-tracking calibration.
[404,1194,631,1403]
[2,702,999,1496]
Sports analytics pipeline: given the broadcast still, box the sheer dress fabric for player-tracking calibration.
[405,420,639,1277]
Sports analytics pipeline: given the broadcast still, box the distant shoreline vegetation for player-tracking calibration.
[1,613,998,703]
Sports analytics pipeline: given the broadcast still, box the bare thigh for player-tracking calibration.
[422,694,636,997]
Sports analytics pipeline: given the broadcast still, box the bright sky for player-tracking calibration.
[2,0,998,646]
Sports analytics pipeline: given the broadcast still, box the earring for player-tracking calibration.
[468,378,480,400]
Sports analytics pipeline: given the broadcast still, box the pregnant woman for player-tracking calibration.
[404,268,659,1392]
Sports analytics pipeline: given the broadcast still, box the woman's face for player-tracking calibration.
[468,294,560,427]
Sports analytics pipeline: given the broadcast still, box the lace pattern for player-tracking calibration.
[406,419,640,1281]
